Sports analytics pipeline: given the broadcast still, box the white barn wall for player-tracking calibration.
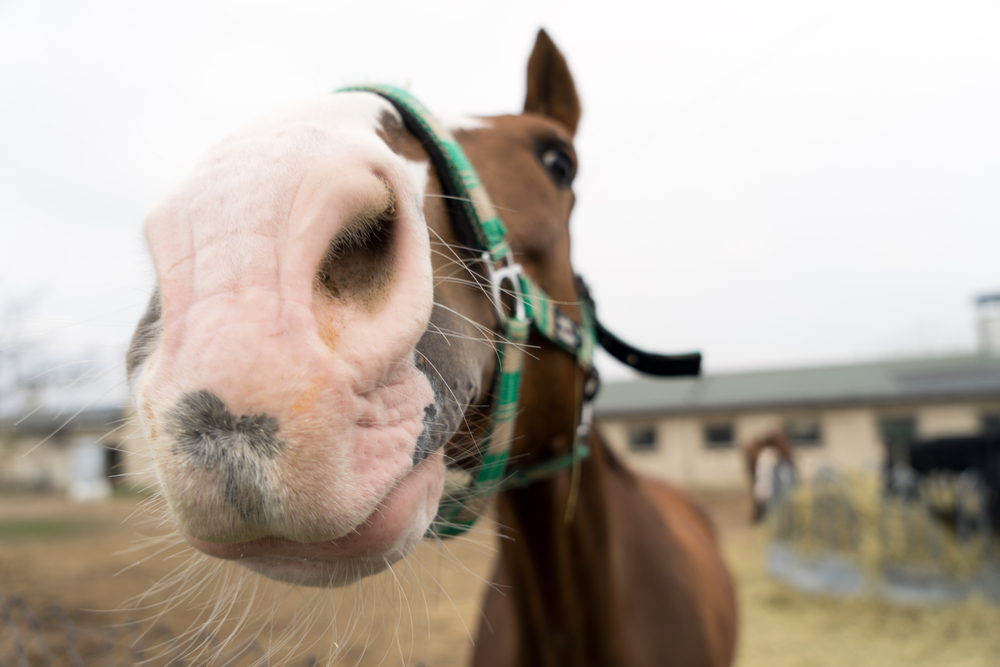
[735,413,783,442]
[918,404,980,438]
[0,408,158,496]
[817,409,882,474]
[602,402,992,492]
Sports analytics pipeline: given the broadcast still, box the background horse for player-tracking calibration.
[743,429,798,523]
[127,30,737,667]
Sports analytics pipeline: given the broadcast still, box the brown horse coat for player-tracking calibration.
[466,31,738,667]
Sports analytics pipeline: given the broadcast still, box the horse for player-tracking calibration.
[126,29,737,667]
[743,429,798,523]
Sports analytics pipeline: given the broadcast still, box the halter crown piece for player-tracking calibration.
[338,85,701,537]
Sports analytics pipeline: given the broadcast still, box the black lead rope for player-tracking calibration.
[595,319,702,377]
[576,276,702,378]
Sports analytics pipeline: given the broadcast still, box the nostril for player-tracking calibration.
[315,188,396,310]
[322,199,394,262]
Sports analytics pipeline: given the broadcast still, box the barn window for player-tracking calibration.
[105,444,124,489]
[879,416,916,463]
[786,417,822,447]
[627,426,657,452]
[703,423,734,449]
[982,413,1000,436]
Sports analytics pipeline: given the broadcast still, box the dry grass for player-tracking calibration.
[2,493,1000,666]
[0,496,495,666]
[729,529,1000,667]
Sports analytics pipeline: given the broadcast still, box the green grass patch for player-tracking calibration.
[112,485,155,499]
[0,518,98,541]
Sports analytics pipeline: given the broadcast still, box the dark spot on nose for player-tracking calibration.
[165,390,285,524]
[167,391,284,465]
[413,402,440,466]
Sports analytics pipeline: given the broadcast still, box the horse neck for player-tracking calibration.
[496,343,630,666]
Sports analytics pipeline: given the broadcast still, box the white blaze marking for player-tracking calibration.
[433,110,489,132]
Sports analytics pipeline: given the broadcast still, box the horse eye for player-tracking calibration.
[540,147,575,188]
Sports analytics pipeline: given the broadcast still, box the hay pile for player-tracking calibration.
[769,472,997,584]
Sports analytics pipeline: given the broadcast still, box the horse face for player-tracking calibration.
[126,31,580,588]
[460,113,579,305]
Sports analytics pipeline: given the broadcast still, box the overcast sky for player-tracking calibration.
[1,0,999,408]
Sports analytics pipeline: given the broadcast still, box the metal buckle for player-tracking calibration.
[483,250,526,321]
[574,369,600,445]
[554,312,581,349]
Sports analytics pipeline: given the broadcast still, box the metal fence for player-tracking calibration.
[0,596,319,667]
[767,466,1000,604]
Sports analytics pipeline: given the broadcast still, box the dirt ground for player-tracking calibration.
[2,491,999,667]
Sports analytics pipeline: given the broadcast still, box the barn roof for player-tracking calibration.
[595,354,1000,417]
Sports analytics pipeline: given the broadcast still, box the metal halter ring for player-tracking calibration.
[483,250,526,322]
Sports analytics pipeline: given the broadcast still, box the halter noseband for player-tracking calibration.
[339,85,700,537]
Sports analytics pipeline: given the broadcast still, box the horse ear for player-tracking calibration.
[524,29,581,136]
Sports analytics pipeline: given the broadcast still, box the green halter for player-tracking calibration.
[338,84,598,537]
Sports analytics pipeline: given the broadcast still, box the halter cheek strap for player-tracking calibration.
[338,84,699,538]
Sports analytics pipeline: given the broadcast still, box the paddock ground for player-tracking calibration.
[1,492,998,667]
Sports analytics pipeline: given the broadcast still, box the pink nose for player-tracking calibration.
[133,93,441,552]
[156,288,328,418]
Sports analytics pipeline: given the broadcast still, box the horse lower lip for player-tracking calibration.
[184,530,404,587]
[184,448,445,562]
[184,534,356,560]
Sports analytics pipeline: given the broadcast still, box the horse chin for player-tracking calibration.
[239,556,391,588]
[181,448,446,588]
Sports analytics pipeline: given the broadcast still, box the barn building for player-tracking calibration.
[0,407,149,498]
[596,353,1000,490]
[597,294,1000,490]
